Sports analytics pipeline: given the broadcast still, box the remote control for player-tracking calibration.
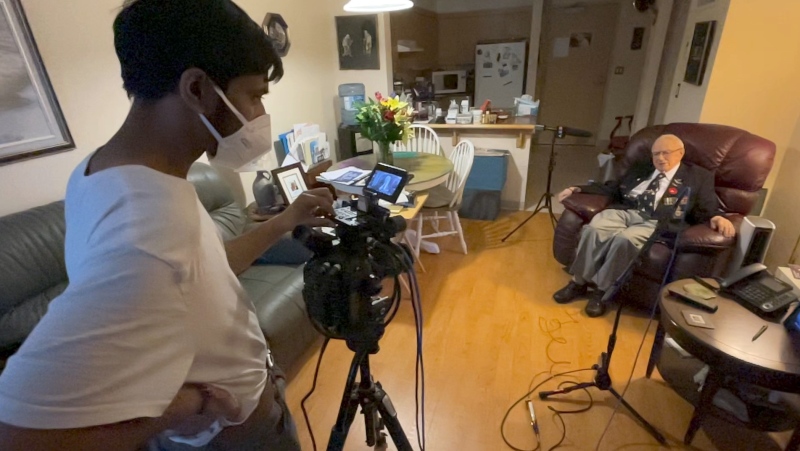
[668,288,719,313]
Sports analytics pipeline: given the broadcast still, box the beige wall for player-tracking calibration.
[437,7,533,68]
[764,116,800,269]
[661,0,730,124]
[699,0,800,194]
[596,0,653,143]
[704,1,800,268]
[536,2,618,142]
[0,0,392,217]
[390,7,439,83]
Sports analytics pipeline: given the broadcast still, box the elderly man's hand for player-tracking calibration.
[710,216,736,238]
[557,187,580,203]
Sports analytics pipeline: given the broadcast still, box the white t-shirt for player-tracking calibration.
[0,157,268,439]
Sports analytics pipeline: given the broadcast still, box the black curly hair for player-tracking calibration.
[114,0,283,100]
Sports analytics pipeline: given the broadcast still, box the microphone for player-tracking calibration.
[535,125,593,138]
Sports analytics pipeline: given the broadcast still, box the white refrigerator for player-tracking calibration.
[475,40,527,108]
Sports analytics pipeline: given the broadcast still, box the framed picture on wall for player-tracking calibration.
[335,15,379,70]
[272,163,308,205]
[0,0,74,166]
[683,20,716,86]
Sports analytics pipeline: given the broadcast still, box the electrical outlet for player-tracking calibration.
[614,66,625,75]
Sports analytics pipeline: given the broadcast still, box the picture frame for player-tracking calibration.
[272,163,308,205]
[335,15,379,70]
[683,21,716,86]
[0,0,74,166]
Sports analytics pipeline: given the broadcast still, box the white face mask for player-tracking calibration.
[199,85,273,172]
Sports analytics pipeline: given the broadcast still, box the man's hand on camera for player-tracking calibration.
[279,187,335,230]
[557,187,580,203]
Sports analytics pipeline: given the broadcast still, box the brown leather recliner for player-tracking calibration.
[553,123,776,310]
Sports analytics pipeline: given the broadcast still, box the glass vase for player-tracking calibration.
[376,141,394,166]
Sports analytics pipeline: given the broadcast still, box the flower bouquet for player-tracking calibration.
[354,92,415,165]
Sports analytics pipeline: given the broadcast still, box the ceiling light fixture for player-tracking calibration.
[343,0,414,12]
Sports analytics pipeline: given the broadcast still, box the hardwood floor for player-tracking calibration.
[285,212,793,450]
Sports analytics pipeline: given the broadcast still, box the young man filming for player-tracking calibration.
[0,1,332,449]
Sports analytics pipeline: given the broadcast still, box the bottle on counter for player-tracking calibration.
[446,100,459,124]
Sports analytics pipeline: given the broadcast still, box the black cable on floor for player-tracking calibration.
[301,337,330,451]
[500,368,595,451]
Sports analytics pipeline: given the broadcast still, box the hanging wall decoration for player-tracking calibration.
[335,14,379,70]
[0,0,74,166]
[263,13,290,57]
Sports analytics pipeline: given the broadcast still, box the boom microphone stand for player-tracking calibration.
[537,188,692,446]
[502,125,592,242]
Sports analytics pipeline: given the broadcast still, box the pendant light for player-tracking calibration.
[343,0,414,12]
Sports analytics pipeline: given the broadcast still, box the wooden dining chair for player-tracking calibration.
[409,140,475,257]
[392,124,442,155]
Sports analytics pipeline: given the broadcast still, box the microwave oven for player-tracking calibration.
[432,70,467,94]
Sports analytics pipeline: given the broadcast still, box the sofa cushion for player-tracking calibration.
[187,163,246,241]
[239,265,318,369]
[0,202,67,349]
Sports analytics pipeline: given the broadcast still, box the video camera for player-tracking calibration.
[293,163,414,346]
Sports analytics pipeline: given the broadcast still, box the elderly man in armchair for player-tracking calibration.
[553,134,736,317]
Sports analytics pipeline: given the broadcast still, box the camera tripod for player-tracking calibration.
[537,197,691,446]
[327,343,412,451]
[502,125,592,242]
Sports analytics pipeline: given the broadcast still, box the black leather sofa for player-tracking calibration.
[0,162,319,374]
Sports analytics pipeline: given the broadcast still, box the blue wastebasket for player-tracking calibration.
[459,149,508,220]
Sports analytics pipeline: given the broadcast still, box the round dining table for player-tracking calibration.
[330,151,453,195]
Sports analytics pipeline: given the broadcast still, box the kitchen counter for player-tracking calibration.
[423,116,538,211]
[427,117,537,148]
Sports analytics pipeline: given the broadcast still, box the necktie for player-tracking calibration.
[637,173,666,217]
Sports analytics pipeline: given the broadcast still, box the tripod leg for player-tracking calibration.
[327,352,366,451]
[608,387,667,445]
[372,381,413,451]
[502,130,560,242]
[538,381,598,400]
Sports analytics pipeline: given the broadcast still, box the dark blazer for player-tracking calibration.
[578,161,720,225]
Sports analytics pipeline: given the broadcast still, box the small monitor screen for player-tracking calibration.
[363,163,409,204]
[367,171,403,197]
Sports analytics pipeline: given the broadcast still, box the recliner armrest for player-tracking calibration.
[561,194,612,222]
[675,214,742,253]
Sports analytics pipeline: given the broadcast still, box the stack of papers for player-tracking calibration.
[317,168,372,185]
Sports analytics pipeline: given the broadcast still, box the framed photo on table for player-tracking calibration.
[0,0,74,166]
[272,163,307,205]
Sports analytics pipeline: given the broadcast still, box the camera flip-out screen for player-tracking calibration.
[363,163,409,204]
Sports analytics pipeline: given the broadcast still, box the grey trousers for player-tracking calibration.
[569,209,657,292]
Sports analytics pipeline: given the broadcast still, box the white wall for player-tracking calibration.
[661,0,730,124]
[525,0,544,99]
[596,0,653,143]
[0,0,392,216]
